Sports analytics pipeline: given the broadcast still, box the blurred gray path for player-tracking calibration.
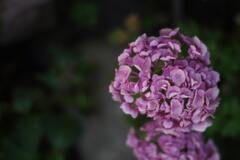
[79,40,134,160]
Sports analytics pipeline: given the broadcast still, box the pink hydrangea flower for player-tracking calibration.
[127,128,220,160]
[109,28,220,132]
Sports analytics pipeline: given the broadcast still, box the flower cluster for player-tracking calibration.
[109,28,220,132]
[127,128,219,160]
[109,28,220,160]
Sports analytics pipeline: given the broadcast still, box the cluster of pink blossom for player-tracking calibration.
[109,28,220,132]
[109,28,220,160]
[127,128,219,160]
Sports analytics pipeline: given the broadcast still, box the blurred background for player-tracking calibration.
[0,0,240,159]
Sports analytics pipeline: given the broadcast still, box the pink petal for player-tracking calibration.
[171,99,183,116]
[136,98,147,114]
[120,103,138,118]
[170,69,186,86]
[206,87,219,100]
[124,94,134,103]
[166,86,180,99]
[192,120,212,132]
[192,90,205,108]
[163,120,173,129]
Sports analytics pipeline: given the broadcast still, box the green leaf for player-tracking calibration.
[1,115,42,160]
[12,88,42,113]
[126,115,151,128]
[47,150,64,160]
[70,2,98,28]
[44,114,81,150]
[14,115,43,151]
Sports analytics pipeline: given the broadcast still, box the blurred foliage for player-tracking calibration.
[108,12,170,46]
[109,28,129,45]
[126,115,151,129]
[70,2,98,28]
[108,13,141,45]
[0,49,97,160]
[39,49,97,113]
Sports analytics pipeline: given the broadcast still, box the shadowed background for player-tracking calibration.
[0,0,240,160]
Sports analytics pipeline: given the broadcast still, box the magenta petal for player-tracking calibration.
[120,103,138,118]
[126,128,139,147]
[160,101,170,113]
[118,51,129,64]
[192,108,202,123]
[136,98,147,114]
[140,50,150,56]
[150,40,158,47]
[206,140,220,160]
[147,100,160,117]
[166,86,180,99]
[179,120,191,128]
[124,94,134,103]
[180,88,193,98]
[170,68,186,86]
[171,99,183,116]
[109,84,122,102]
[116,65,132,82]
[210,71,220,84]
[192,90,205,108]
[151,52,161,62]
[193,37,208,55]
[163,120,173,129]
[206,87,219,100]
[192,120,212,132]
[159,28,179,37]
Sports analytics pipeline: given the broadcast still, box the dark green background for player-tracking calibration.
[0,0,240,159]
